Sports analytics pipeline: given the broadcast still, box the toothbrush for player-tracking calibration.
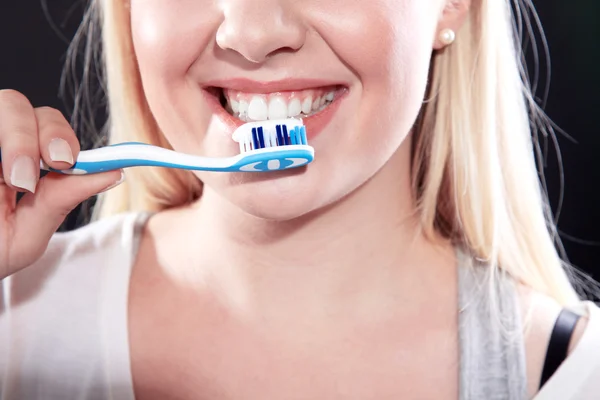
[0,119,314,175]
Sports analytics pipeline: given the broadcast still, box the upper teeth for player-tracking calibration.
[248,97,269,120]
[224,89,337,122]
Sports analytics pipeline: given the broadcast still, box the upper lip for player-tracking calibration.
[202,78,345,94]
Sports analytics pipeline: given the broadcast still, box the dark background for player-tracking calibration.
[1,1,599,285]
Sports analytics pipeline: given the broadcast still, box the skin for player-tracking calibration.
[0,0,587,398]
[126,0,589,399]
[0,94,124,276]
[127,0,470,397]
[129,0,452,221]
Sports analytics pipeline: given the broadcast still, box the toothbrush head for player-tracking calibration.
[231,119,314,172]
[232,118,308,152]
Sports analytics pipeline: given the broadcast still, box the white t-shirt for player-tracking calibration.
[0,213,143,400]
[1,212,599,399]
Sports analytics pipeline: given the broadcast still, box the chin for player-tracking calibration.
[200,165,340,221]
[237,198,322,221]
[231,173,328,221]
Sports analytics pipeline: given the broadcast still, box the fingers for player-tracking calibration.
[6,170,124,272]
[0,93,81,195]
[0,163,17,216]
[34,106,80,170]
[0,89,40,193]
[0,90,127,276]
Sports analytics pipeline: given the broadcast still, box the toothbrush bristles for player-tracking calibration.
[240,124,307,154]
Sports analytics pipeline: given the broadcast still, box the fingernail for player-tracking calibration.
[48,138,74,164]
[99,170,126,194]
[11,155,38,193]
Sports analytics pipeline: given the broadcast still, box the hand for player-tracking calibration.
[0,89,124,279]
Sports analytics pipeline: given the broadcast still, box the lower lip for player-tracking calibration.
[202,87,348,141]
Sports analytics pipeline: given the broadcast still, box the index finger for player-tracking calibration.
[0,90,40,193]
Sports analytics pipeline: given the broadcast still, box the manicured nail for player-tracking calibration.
[10,155,37,193]
[48,138,74,164]
[99,170,126,193]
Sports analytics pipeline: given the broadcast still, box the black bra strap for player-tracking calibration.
[539,309,581,389]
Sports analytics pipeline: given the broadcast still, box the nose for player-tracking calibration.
[215,0,306,63]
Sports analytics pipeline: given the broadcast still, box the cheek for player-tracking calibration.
[314,0,435,89]
[130,0,217,80]
[315,1,436,153]
[129,1,222,150]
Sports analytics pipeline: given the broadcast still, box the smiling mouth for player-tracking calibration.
[209,86,345,122]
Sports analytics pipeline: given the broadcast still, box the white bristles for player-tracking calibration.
[267,129,277,147]
[232,118,305,154]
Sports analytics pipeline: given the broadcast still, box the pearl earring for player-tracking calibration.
[439,29,456,46]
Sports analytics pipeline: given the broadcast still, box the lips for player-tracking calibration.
[201,79,348,141]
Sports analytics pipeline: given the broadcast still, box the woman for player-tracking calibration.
[1,0,599,398]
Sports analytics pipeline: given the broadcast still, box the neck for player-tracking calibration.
[153,141,456,317]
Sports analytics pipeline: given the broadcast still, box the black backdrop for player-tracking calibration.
[1,1,599,285]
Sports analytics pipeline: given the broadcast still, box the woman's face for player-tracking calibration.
[130,0,458,219]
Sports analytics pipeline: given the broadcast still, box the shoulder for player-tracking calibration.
[0,212,147,396]
[3,212,148,306]
[517,285,600,399]
[51,212,148,258]
[40,211,145,268]
[534,300,600,399]
[46,211,147,266]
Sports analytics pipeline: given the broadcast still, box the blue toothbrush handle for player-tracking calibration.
[0,142,314,174]
[0,142,159,175]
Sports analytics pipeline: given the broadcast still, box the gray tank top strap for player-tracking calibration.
[457,248,528,400]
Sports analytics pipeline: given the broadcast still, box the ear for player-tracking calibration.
[433,0,472,50]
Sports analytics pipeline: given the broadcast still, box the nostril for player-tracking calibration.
[215,12,306,65]
[265,46,299,59]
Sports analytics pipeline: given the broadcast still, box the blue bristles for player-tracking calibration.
[289,127,296,145]
[248,124,307,150]
[282,125,290,145]
[287,126,307,145]
[257,127,265,149]
[252,128,259,150]
[276,125,284,146]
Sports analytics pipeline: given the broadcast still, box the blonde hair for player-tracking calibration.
[69,0,583,305]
